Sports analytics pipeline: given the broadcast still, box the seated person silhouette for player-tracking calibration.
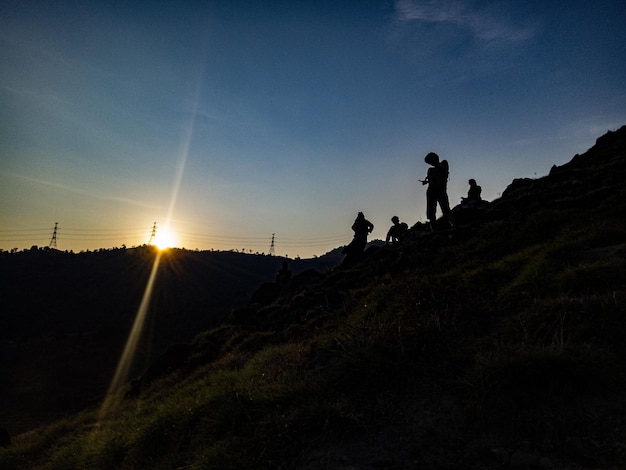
[461,179,482,208]
[385,216,408,245]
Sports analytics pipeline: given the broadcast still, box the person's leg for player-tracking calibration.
[439,193,455,228]
[426,192,437,231]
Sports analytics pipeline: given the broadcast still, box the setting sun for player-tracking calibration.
[153,226,177,250]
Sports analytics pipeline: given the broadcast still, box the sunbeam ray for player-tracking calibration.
[97,250,162,418]
[96,61,206,421]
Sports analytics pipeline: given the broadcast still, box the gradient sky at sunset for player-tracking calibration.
[2,0,625,257]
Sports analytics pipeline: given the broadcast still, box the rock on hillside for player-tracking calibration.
[498,125,626,211]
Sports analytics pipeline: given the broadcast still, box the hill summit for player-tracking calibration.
[2,126,626,469]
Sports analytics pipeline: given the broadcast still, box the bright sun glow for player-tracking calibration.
[153,226,177,250]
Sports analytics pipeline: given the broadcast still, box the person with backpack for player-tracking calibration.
[420,152,454,231]
[385,216,408,245]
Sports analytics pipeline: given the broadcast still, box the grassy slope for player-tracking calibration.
[2,127,626,469]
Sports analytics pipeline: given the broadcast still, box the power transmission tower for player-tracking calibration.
[49,222,58,248]
[148,222,157,245]
[269,233,275,256]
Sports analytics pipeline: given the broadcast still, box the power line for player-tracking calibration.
[60,228,149,234]
[0,224,351,254]
[176,232,348,244]
[0,228,51,233]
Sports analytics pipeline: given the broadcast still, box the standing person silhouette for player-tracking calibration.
[420,152,454,231]
[342,212,374,265]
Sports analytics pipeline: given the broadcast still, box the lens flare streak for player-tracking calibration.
[97,58,205,421]
[97,250,162,418]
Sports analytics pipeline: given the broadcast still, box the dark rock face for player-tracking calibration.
[500,177,534,200]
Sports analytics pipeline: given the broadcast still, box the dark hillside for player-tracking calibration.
[0,247,339,341]
[0,247,337,434]
[1,126,625,469]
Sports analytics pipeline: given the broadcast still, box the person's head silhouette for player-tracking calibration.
[424,152,440,166]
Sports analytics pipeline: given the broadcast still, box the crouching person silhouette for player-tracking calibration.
[342,212,374,265]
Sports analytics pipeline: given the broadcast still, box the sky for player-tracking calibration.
[1,0,625,258]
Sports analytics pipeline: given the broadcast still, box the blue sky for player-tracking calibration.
[1,0,625,257]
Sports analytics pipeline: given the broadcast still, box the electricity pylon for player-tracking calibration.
[49,222,58,248]
[148,222,157,245]
[269,233,275,256]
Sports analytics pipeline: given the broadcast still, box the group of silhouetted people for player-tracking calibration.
[342,151,484,265]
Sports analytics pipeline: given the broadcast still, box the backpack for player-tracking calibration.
[439,159,449,182]
[429,160,449,188]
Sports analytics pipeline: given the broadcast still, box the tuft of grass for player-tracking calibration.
[556,260,626,295]
[514,292,626,354]
[513,209,575,245]
[466,346,621,441]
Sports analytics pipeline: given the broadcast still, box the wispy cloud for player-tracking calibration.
[2,171,161,210]
[393,0,535,43]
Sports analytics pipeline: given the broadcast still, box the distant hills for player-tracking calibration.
[1,126,625,468]
[0,247,339,434]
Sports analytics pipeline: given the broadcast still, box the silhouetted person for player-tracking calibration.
[386,216,408,245]
[276,260,292,286]
[420,152,454,231]
[461,178,482,208]
[342,212,374,264]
